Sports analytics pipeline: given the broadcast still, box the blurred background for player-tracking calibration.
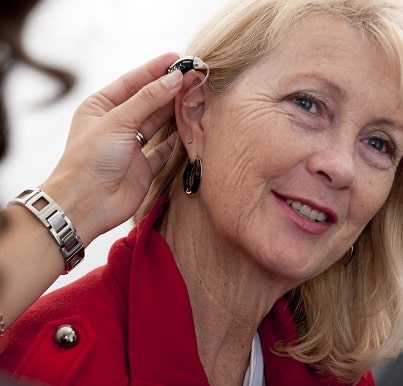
[1,0,223,292]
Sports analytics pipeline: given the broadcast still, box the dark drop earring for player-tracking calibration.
[183,156,202,195]
[340,245,355,267]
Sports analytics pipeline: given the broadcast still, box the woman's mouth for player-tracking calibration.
[285,199,328,222]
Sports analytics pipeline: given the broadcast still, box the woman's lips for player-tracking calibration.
[285,198,328,222]
[273,192,336,235]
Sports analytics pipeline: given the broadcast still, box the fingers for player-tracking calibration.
[146,132,178,176]
[96,52,180,111]
[127,66,201,146]
[135,103,175,145]
[110,69,183,142]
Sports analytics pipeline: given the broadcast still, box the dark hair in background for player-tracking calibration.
[0,0,75,159]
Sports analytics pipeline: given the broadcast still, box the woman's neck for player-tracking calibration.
[159,193,291,385]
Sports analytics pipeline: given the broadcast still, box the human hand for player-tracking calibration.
[41,52,183,245]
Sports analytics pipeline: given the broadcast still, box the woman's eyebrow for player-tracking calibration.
[370,118,403,133]
[279,73,346,97]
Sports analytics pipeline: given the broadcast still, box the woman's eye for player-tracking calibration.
[363,137,395,156]
[292,95,319,114]
[365,138,386,152]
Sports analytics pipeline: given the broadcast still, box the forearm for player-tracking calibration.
[0,52,183,329]
[0,204,64,326]
[0,177,100,327]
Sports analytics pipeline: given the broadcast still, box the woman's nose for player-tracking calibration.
[306,135,356,190]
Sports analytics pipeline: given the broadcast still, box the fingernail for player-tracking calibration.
[161,70,183,89]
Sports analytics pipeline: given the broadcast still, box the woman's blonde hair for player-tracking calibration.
[137,0,403,383]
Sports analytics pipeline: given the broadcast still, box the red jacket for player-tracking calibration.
[0,200,374,385]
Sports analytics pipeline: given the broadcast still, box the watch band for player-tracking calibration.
[8,188,85,274]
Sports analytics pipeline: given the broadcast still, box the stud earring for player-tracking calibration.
[186,138,193,144]
[183,156,202,195]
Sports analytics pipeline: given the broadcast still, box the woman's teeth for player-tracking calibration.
[286,199,328,222]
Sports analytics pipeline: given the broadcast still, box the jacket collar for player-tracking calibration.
[127,199,209,385]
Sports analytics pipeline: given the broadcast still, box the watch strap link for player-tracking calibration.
[8,188,84,274]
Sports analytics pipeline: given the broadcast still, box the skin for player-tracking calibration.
[162,17,403,385]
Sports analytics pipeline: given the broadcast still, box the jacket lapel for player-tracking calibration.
[127,200,209,385]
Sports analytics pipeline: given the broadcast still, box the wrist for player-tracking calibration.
[39,176,103,247]
[8,188,85,274]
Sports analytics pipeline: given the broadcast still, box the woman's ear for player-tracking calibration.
[175,70,207,160]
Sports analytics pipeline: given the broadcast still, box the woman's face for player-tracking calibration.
[197,17,403,281]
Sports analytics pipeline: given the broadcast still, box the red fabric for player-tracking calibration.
[0,199,374,385]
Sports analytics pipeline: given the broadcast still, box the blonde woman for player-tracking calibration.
[2,0,403,385]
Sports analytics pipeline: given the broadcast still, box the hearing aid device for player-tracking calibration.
[167,56,208,74]
[168,56,210,107]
